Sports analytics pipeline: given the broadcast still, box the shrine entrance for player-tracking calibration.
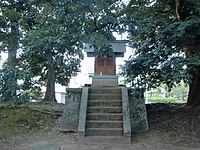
[85,40,127,76]
[95,57,116,75]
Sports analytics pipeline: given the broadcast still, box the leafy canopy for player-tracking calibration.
[121,0,200,90]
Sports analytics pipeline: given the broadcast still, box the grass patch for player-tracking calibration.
[26,102,64,113]
[148,96,178,103]
[0,103,64,139]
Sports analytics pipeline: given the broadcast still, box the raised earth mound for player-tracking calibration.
[0,103,200,150]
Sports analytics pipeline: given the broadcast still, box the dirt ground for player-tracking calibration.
[1,103,200,150]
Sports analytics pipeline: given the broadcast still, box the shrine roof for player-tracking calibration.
[84,40,128,57]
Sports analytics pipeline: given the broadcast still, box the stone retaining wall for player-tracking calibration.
[59,88,82,131]
[128,89,149,132]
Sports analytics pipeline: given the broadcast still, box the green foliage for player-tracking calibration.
[0,0,34,48]
[147,82,189,103]
[21,0,126,102]
[22,1,84,87]
[29,88,43,101]
[168,83,189,101]
[121,0,200,91]
[0,63,41,106]
[81,0,125,57]
[0,0,126,104]
[0,0,37,106]
[0,64,18,103]
[83,33,115,57]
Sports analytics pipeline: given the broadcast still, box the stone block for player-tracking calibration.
[59,88,82,132]
[78,87,89,136]
[128,89,149,133]
[121,87,131,137]
[92,75,119,87]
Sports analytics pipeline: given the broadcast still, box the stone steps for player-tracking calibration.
[87,106,122,113]
[83,87,129,143]
[88,100,122,107]
[86,120,123,128]
[86,128,123,136]
[88,94,121,100]
[89,88,121,94]
[87,113,123,121]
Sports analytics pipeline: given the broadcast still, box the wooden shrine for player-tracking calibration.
[85,40,127,75]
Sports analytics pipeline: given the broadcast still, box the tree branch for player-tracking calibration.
[31,108,62,118]
[175,0,184,20]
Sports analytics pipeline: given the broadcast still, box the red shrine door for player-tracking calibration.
[94,57,116,75]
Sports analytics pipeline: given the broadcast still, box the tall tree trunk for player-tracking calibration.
[5,22,19,102]
[43,65,57,103]
[174,1,200,107]
[185,41,200,107]
[187,67,200,107]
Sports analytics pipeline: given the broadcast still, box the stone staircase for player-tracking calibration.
[82,87,131,144]
[63,75,148,145]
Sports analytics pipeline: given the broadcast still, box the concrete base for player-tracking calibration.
[92,75,118,87]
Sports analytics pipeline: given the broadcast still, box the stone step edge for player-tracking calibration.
[89,87,122,89]
[87,120,123,123]
[88,106,122,109]
[84,136,124,138]
[88,93,122,96]
[88,99,122,101]
[87,113,123,115]
[86,128,123,130]
[89,88,121,91]
[88,100,122,102]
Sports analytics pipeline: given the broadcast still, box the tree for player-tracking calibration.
[23,0,125,103]
[81,0,125,57]
[22,1,84,103]
[121,0,200,106]
[0,0,34,105]
[0,1,21,102]
[1,0,126,104]
[0,0,55,105]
